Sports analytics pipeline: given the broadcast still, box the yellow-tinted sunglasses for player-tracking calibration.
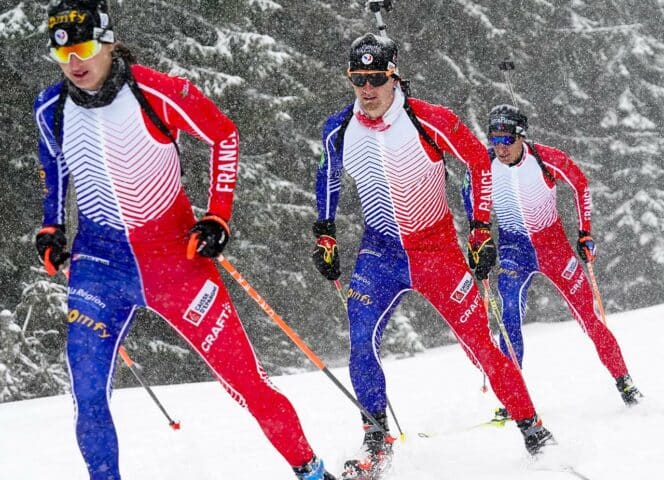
[49,40,102,64]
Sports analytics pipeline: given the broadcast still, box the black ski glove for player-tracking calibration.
[35,224,70,275]
[467,220,497,280]
[312,220,340,281]
[577,230,596,263]
[187,214,230,258]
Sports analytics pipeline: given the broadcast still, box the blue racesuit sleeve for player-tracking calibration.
[33,82,69,226]
[316,104,353,221]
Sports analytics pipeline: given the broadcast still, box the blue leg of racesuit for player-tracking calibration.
[347,229,411,415]
[66,242,144,480]
[496,241,537,368]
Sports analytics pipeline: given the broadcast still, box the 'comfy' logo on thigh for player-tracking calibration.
[67,309,111,339]
[347,288,373,306]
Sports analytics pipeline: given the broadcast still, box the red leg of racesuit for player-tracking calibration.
[533,224,628,378]
[132,233,314,467]
[403,219,536,421]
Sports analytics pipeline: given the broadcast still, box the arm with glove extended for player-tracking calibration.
[311,119,345,280]
[538,144,595,263]
[460,166,496,280]
[33,89,71,275]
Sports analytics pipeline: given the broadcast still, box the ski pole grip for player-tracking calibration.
[118,346,135,367]
[43,247,57,276]
[186,232,199,260]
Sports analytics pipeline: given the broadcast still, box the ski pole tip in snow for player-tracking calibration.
[169,420,181,430]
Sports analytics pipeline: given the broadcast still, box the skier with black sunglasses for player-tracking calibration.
[313,33,556,479]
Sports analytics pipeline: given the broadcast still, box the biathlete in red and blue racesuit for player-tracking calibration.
[461,104,643,417]
[312,34,554,474]
[33,2,334,480]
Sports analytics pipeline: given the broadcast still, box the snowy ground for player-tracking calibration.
[1,303,662,479]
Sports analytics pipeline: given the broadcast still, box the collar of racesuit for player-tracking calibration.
[67,55,127,109]
[353,86,404,132]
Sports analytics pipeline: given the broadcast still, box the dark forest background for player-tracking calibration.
[1,0,663,401]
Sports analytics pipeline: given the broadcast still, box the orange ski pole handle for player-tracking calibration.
[217,254,388,435]
[217,254,326,370]
[186,232,200,260]
[43,247,58,276]
[481,282,490,313]
[118,346,135,367]
[586,260,608,326]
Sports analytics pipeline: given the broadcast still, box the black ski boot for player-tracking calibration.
[293,455,336,480]
[616,374,643,406]
[516,414,555,455]
[342,412,395,479]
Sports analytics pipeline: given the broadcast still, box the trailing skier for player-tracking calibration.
[462,104,643,423]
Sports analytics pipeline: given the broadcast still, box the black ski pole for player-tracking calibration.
[118,347,181,430]
[498,59,519,107]
[57,268,181,430]
[368,0,394,37]
[210,253,389,436]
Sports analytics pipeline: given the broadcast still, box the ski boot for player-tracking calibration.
[489,406,511,426]
[616,374,643,406]
[516,414,555,455]
[293,455,336,480]
[342,412,395,480]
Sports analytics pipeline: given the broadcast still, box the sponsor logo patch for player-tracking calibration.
[72,253,110,265]
[67,309,111,339]
[361,53,374,65]
[562,257,578,280]
[184,280,218,326]
[460,293,481,323]
[351,273,371,285]
[451,272,474,303]
[48,11,87,29]
[54,29,68,46]
[570,274,584,295]
[201,303,232,352]
[347,288,373,306]
[68,287,107,309]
